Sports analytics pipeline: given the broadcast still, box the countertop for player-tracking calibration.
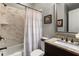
[45,38,79,55]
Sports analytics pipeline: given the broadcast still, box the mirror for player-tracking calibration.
[56,3,79,33]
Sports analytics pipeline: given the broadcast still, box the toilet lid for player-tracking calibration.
[31,49,44,56]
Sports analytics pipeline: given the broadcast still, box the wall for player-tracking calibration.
[32,3,55,38]
[0,3,25,48]
[56,3,67,32]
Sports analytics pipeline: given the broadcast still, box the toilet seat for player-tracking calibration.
[31,49,44,56]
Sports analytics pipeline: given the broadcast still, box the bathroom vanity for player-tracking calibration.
[45,38,79,56]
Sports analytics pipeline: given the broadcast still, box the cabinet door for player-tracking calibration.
[45,42,78,56]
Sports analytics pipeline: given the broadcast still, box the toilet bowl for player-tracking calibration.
[31,49,44,56]
[31,37,48,56]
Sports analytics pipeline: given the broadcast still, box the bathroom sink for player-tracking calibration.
[54,41,79,51]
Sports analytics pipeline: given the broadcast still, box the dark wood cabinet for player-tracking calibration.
[45,42,79,56]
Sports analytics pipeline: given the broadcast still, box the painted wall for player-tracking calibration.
[56,3,67,32]
[32,3,55,38]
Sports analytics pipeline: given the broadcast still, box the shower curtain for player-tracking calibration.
[24,7,42,56]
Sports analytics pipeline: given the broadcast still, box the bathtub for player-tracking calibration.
[0,43,23,56]
[9,51,23,56]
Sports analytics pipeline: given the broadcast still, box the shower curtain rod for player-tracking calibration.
[17,3,42,12]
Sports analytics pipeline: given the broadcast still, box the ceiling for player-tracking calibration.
[66,3,79,11]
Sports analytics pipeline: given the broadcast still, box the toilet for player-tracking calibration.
[31,49,44,56]
[31,37,48,56]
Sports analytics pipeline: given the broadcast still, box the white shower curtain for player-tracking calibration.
[24,7,42,56]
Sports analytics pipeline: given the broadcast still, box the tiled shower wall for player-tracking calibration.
[0,4,25,48]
